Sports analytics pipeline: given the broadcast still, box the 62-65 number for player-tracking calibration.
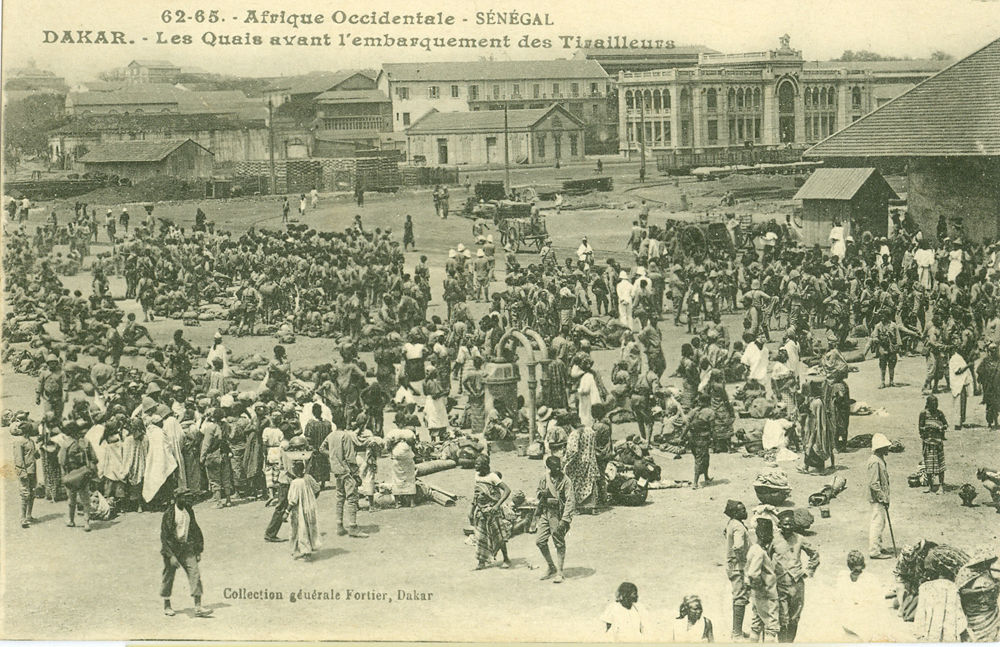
[161,9,220,23]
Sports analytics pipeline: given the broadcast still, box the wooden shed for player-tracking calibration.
[793,168,898,247]
[78,139,214,182]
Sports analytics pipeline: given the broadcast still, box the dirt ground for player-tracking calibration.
[2,167,999,641]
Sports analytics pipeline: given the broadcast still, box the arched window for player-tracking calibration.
[777,79,796,143]
[753,88,761,110]
[680,88,690,111]
[852,87,862,110]
[736,88,744,110]
[727,88,735,110]
[706,88,717,110]
[652,89,661,111]
[663,89,671,110]
[625,91,633,109]
[828,87,836,107]
[820,87,827,109]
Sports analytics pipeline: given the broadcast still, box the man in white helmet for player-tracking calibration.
[867,433,893,559]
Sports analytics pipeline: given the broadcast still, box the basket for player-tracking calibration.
[755,485,791,506]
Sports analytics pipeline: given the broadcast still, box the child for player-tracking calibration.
[286,462,321,560]
[600,582,646,641]
[262,417,284,506]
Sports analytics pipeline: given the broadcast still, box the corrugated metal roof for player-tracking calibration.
[793,168,898,201]
[806,38,1000,158]
[130,60,179,69]
[803,59,950,73]
[406,105,583,134]
[265,70,378,94]
[78,139,212,163]
[314,90,390,104]
[384,60,608,82]
[69,90,179,106]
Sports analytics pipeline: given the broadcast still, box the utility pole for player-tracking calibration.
[503,101,511,197]
[268,99,277,196]
[639,97,646,180]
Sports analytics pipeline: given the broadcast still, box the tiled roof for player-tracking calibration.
[314,90,390,103]
[806,38,1000,158]
[69,90,179,106]
[384,60,608,82]
[577,45,718,57]
[265,70,378,94]
[78,139,212,163]
[794,168,898,201]
[406,105,583,134]
[54,113,264,135]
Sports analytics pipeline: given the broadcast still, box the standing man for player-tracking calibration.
[282,197,290,223]
[264,436,312,543]
[319,422,369,538]
[160,488,213,617]
[867,433,893,559]
[724,500,751,641]
[12,421,39,528]
[439,186,449,219]
[745,518,780,642]
[773,510,820,642]
[536,455,575,584]
[36,354,67,422]
[310,186,319,209]
[403,214,415,251]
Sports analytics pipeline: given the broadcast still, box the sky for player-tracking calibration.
[3,0,999,83]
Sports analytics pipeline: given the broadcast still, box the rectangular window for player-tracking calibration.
[512,83,520,97]
[492,84,500,99]
[396,86,409,100]
[571,83,579,97]
[681,120,690,146]
[469,85,478,100]
[533,84,540,98]
[592,103,600,115]
[707,120,718,145]
[537,135,545,158]
[729,119,736,143]
[451,85,459,98]
[428,86,440,99]
[570,134,578,156]
[552,83,560,97]
[591,82,599,96]
[402,113,410,126]
[663,122,671,146]
[754,118,761,140]
[737,119,744,141]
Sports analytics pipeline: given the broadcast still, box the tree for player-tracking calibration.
[836,50,907,62]
[2,93,69,158]
[930,50,954,60]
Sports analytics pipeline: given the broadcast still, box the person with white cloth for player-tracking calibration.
[576,237,594,268]
[742,333,771,395]
[947,240,964,284]
[616,270,634,331]
[914,239,936,290]
[948,351,973,429]
[205,331,230,376]
[829,222,846,260]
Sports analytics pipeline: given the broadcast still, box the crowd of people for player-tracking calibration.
[3,187,999,641]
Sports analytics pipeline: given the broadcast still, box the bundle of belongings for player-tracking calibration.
[808,474,848,506]
[750,504,815,534]
[433,435,488,468]
[754,465,792,505]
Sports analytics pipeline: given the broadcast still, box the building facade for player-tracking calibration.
[119,60,182,84]
[379,60,612,152]
[313,90,393,156]
[617,35,949,156]
[406,105,586,166]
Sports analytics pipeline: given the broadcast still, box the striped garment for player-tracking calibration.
[922,441,946,475]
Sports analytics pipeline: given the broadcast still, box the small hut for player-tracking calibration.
[793,168,898,247]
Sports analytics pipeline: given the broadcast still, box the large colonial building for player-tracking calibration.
[616,36,950,156]
[379,60,613,153]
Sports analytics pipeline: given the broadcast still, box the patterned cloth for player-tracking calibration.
[472,473,512,564]
[564,426,599,505]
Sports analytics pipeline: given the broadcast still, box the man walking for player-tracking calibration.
[264,436,313,543]
[773,510,820,642]
[536,455,575,584]
[745,518,780,642]
[160,488,212,617]
[320,422,368,538]
[724,500,751,640]
[12,421,39,528]
[867,433,893,559]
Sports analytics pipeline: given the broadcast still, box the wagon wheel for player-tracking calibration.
[511,234,522,253]
[679,225,707,261]
[518,187,538,202]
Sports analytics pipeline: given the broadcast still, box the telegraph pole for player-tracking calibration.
[503,101,511,196]
[639,97,646,180]
[268,99,277,196]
